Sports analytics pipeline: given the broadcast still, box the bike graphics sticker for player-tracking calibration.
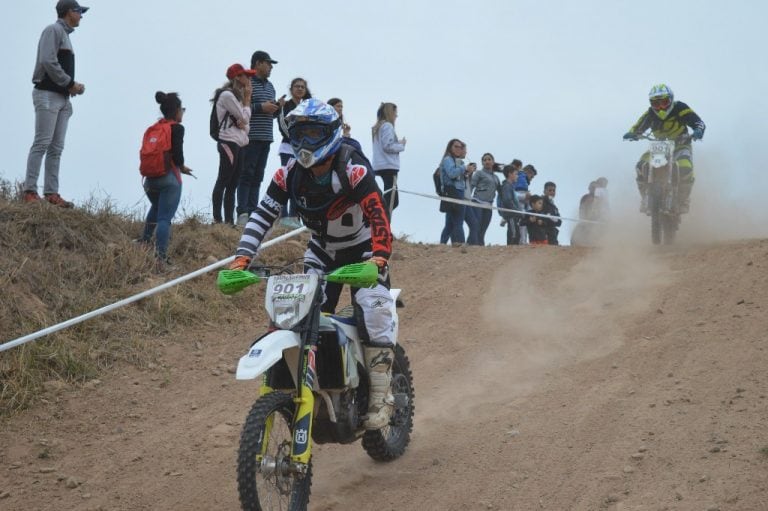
[304,346,317,390]
[292,413,311,456]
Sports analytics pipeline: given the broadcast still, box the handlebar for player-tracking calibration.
[626,133,693,143]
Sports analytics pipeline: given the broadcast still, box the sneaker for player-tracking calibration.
[133,238,152,250]
[236,212,250,227]
[45,193,74,208]
[154,257,174,274]
[22,190,41,203]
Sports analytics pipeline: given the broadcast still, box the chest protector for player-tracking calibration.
[288,145,357,236]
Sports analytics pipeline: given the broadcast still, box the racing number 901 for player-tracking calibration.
[273,283,305,294]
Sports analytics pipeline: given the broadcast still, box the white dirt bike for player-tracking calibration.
[217,261,415,511]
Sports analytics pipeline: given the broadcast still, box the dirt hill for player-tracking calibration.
[1,199,768,511]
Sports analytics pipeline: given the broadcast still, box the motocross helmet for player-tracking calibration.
[648,83,674,120]
[286,98,342,168]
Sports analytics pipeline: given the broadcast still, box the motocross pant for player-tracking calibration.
[635,143,695,206]
[303,238,395,347]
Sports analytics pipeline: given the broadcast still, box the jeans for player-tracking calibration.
[472,208,493,247]
[464,206,482,245]
[25,89,73,194]
[440,204,466,245]
[506,217,521,245]
[238,140,271,215]
[212,141,242,224]
[141,172,182,260]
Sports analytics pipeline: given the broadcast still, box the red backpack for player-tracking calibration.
[139,119,177,178]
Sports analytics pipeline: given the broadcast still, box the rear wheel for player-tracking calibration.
[237,392,312,511]
[362,344,415,461]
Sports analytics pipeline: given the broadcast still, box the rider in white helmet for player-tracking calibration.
[623,84,705,214]
[229,98,396,430]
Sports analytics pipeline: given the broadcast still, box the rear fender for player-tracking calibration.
[236,330,300,381]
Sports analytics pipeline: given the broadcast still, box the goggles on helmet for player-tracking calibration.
[650,96,671,111]
[288,120,340,151]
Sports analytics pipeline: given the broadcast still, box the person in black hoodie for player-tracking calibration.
[22,0,90,208]
[542,181,562,245]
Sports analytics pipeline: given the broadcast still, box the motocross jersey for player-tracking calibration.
[628,101,705,141]
[235,144,392,261]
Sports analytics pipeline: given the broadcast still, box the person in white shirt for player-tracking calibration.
[371,102,406,220]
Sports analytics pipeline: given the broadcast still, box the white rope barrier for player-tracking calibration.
[1,184,600,353]
[397,188,604,225]
[0,226,307,353]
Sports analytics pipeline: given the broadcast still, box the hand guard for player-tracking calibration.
[623,132,639,141]
[228,255,251,270]
[691,128,704,141]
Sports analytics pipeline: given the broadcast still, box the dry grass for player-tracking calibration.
[0,179,306,415]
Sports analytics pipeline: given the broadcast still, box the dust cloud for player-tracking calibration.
[417,229,670,424]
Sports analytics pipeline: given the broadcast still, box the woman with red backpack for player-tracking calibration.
[137,91,193,271]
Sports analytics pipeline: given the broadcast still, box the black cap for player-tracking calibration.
[251,50,278,66]
[56,0,89,17]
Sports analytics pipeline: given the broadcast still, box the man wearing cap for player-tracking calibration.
[22,0,89,208]
[236,50,284,226]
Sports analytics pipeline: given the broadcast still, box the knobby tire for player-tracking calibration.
[237,392,312,511]
[362,344,416,461]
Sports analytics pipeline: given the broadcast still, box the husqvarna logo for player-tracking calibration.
[295,428,308,444]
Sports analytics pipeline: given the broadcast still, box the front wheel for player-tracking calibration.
[362,343,415,461]
[237,392,312,511]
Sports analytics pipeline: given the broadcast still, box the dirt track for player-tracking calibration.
[2,236,768,510]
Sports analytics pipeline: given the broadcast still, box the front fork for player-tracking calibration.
[644,163,679,213]
[253,346,315,475]
[290,345,316,466]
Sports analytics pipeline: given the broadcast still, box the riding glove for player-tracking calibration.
[623,132,639,141]
[692,128,704,141]
[229,255,251,270]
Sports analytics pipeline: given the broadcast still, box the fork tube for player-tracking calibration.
[290,288,323,464]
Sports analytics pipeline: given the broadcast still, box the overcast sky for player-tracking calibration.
[3,1,768,245]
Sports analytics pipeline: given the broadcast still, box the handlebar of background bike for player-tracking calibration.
[629,133,694,142]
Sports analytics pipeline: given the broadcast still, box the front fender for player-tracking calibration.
[236,330,301,381]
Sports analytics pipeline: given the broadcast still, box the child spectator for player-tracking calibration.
[521,194,551,245]
[542,181,562,245]
[499,165,522,245]
[515,164,537,244]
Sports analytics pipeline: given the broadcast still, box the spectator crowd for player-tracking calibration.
[20,1,608,272]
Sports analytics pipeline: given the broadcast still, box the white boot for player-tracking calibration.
[363,346,395,430]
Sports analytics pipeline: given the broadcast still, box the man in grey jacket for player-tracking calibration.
[23,0,89,208]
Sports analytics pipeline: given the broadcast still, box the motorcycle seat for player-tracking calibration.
[330,305,357,326]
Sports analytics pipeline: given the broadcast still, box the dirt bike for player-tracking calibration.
[217,261,415,511]
[634,134,691,245]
